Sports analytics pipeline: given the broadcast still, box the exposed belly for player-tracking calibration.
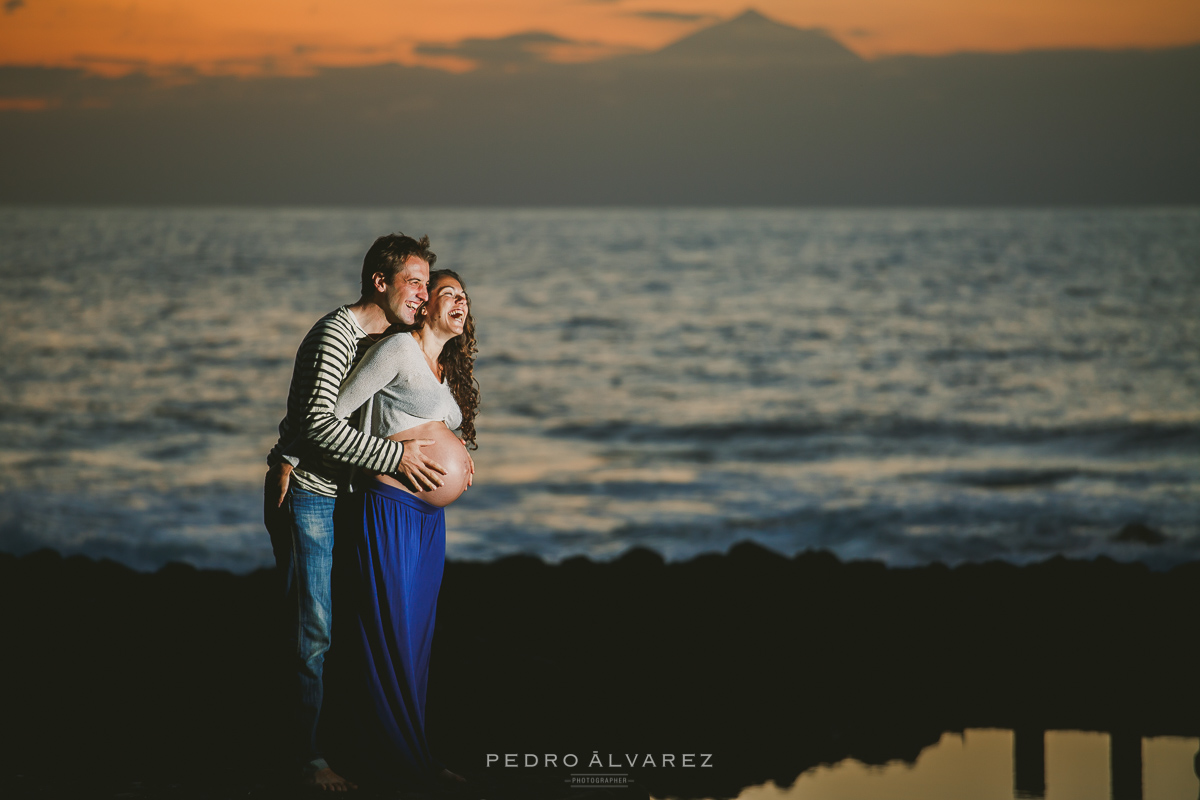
[374,420,471,507]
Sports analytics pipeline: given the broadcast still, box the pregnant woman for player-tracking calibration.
[331,268,478,789]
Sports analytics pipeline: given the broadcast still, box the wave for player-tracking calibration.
[446,498,1200,572]
[935,468,1084,489]
[545,415,1200,454]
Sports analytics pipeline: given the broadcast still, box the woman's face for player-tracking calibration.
[423,277,469,337]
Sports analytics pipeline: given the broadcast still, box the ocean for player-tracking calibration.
[0,207,1197,572]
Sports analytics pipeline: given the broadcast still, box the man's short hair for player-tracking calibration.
[360,233,437,296]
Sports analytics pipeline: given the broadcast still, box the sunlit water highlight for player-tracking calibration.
[665,731,1199,800]
[0,208,1197,571]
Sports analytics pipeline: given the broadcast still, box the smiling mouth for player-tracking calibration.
[449,309,465,320]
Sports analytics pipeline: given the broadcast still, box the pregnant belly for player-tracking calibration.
[381,420,472,507]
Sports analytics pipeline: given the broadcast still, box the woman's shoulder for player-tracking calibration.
[370,330,421,356]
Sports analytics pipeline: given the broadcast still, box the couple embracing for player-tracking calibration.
[263,233,477,792]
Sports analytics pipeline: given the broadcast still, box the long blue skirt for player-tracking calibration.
[335,480,445,784]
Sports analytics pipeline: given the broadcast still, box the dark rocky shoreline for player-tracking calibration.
[3,543,1198,799]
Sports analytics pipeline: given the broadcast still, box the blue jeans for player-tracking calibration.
[266,483,337,771]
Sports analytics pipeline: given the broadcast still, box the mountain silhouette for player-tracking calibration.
[622,8,862,70]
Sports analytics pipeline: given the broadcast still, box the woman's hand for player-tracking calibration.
[398,438,448,491]
[465,449,474,488]
[266,462,293,508]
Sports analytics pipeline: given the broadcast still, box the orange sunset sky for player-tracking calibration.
[2,0,1199,76]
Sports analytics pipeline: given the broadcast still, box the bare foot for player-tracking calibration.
[304,766,358,793]
[438,768,467,784]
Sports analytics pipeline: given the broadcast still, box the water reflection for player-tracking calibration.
[674,731,1199,800]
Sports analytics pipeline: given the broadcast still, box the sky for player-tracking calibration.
[2,4,1196,205]
[2,0,1199,77]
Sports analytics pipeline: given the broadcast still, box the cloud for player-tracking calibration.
[4,0,25,13]
[415,31,576,69]
[845,28,874,38]
[0,96,54,111]
[627,10,718,23]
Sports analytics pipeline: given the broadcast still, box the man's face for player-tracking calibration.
[378,256,430,326]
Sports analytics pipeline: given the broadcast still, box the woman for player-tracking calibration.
[330,269,478,788]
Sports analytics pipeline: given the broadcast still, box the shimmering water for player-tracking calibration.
[1,207,1197,572]
[684,731,1199,800]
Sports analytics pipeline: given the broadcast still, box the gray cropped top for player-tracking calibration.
[333,331,463,438]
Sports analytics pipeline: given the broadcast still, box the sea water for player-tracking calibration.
[0,207,1197,572]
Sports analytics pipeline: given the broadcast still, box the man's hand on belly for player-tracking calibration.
[396,439,448,491]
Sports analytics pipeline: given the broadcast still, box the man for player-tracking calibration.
[264,233,447,792]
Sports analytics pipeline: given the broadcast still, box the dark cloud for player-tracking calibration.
[74,55,159,70]
[628,10,717,23]
[845,27,873,38]
[5,0,26,13]
[415,31,573,69]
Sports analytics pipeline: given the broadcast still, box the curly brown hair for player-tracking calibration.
[428,269,480,449]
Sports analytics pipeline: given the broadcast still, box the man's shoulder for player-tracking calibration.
[310,305,360,334]
[300,306,362,347]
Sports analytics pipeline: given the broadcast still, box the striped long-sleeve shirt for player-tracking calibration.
[267,305,404,497]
